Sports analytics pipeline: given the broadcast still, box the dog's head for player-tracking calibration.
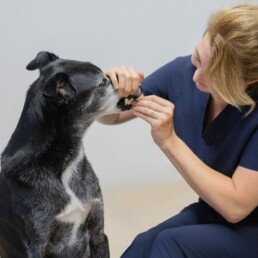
[26,51,141,122]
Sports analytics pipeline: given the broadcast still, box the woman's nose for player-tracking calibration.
[193,69,201,83]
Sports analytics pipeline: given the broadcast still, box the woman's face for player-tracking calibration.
[191,33,211,93]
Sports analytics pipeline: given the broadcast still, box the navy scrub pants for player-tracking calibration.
[120,202,258,258]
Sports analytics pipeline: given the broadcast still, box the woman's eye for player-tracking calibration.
[194,54,201,63]
[194,56,202,68]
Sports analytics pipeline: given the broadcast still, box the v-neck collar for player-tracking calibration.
[201,94,246,145]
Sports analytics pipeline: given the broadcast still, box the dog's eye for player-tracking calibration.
[98,78,107,88]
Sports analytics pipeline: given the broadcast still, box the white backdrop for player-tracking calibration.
[1,0,256,187]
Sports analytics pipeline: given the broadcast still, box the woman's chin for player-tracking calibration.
[195,81,209,93]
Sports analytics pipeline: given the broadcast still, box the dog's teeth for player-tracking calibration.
[124,98,134,106]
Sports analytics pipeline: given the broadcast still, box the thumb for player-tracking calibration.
[138,71,144,81]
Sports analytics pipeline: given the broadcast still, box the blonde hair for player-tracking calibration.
[205,3,258,114]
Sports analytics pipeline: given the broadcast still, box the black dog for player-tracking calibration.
[0,52,141,258]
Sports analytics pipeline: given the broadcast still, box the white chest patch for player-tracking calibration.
[56,148,99,246]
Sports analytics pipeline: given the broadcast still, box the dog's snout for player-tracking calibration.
[117,86,143,111]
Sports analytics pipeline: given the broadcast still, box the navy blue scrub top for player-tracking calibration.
[141,55,258,223]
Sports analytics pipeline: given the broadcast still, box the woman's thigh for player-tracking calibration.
[149,223,258,258]
[121,203,202,258]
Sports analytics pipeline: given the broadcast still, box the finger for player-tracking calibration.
[123,69,133,96]
[117,69,127,96]
[106,70,119,90]
[132,105,160,120]
[137,71,144,81]
[133,109,155,124]
[141,95,173,107]
[133,99,164,113]
[128,67,142,93]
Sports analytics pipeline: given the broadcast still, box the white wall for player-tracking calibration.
[0,0,256,187]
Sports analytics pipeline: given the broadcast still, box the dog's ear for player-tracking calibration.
[26,51,59,71]
[42,73,77,105]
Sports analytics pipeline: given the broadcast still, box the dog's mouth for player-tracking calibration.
[117,87,143,111]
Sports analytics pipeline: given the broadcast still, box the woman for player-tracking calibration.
[99,4,258,257]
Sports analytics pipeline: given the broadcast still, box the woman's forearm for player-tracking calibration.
[160,135,245,223]
[97,110,136,125]
[97,113,120,125]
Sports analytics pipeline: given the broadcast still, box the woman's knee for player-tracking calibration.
[132,232,147,245]
[149,229,185,258]
[131,222,172,247]
[121,231,155,258]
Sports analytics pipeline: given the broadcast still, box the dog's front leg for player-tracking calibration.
[87,202,109,258]
[89,232,109,258]
[26,244,46,258]
[20,219,48,258]
[88,232,109,258]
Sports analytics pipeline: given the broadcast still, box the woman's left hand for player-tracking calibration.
[132,95,176,147]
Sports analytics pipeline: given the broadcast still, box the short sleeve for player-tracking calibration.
[239,128,258,171]
[141,62,170,99]
[141,56,190,102]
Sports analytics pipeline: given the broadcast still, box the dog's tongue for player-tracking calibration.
[117,87,143,111]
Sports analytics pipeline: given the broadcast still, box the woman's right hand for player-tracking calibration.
[106,65,144,97]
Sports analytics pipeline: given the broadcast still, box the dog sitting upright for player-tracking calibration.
[0,52,141,258]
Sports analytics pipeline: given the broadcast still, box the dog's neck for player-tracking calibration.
[1,91,93,180]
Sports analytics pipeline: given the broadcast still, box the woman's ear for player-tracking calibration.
[246,79,258,86]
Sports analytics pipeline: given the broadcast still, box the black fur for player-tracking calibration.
[0,52,140,258]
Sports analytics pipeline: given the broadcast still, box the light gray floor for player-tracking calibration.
[103,180,198,258]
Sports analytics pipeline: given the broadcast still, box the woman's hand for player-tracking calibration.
[132,95,176,147]
[105,65,144,96]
